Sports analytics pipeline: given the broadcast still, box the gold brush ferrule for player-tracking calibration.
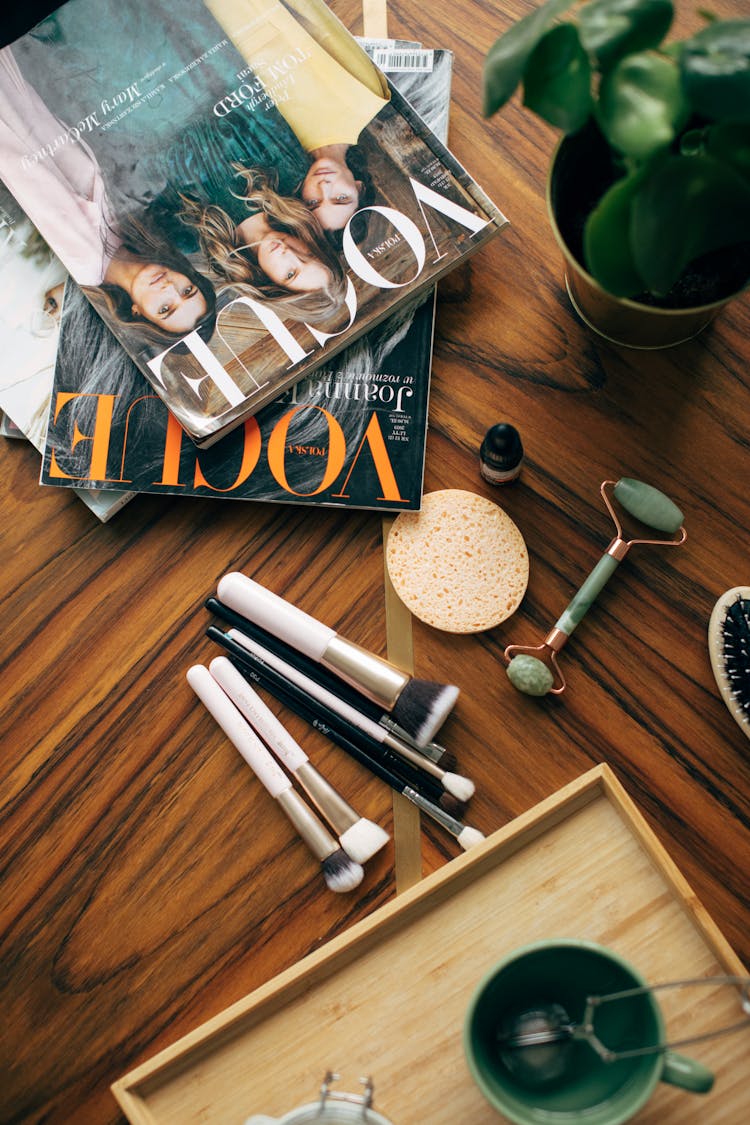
[294,762,357,832]
[320,635,408,710]
[276,788,336,861]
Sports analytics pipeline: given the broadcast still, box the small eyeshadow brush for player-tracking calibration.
[187,664,364,893]
[216,572,459,747]
[205,628,485,851]
[209,655,390,863]
[205,596,455,769]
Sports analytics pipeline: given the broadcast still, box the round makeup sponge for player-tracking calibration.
[385,489,529,633]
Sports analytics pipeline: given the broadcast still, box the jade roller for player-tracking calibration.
[504,478,687,696]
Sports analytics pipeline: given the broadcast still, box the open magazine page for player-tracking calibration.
[0,182,132,521]
[0,0,505,448]
[41,47,454,513]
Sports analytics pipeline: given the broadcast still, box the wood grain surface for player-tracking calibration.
[1,2,749,1123]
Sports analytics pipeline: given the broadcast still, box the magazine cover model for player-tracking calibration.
[0,0,506,448]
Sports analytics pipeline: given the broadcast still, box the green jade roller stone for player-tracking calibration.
[507,479,683,696]
[506,653,555,696]
[613,477,684,534]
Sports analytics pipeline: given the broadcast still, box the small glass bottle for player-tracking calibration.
[479,422,524,484]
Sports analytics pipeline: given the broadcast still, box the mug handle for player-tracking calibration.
[660,1051,714,1094]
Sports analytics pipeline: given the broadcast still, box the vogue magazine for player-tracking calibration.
[0,0,506,447]
[40,47,454,513]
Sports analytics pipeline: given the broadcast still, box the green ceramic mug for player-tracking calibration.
[463,939,714,1125]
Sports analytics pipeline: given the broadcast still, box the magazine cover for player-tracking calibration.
[44,277,435,510]
[0,181,133,521]
[0,0,506,448]
[40,48,453,513]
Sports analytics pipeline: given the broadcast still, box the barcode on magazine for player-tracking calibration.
[370,48,435,72]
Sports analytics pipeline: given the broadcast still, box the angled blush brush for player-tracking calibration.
[186,664,364,893]
[223,628,474,803]
[205,596,455,768]
[215,573,459,747]
[205,627,485,850]
[208,656,390,862]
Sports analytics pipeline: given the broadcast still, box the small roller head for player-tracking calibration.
[613,478,683,534]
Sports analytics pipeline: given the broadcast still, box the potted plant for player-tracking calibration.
[483,0,750,347]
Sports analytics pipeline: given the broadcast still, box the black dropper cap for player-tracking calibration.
[479,423,524,483]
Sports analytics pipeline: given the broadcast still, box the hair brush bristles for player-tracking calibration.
[708,586,750,740]
[391,679,459,747]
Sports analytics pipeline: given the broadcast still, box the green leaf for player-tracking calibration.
[483,0,574,117]
[583,169,646,295]
[598,52,689,159]
[681,20,750,122]
[631,154,750,294]
[705,122,750,183]
[578,0,674,70]
[523,24,593,131]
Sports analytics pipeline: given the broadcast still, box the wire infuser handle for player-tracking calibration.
[584,975,750,1061]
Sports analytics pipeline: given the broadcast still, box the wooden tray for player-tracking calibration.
[112,765,750,1124]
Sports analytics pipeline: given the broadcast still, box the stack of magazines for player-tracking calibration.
[0,0,506,521]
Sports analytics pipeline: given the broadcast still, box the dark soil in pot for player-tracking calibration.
[550,119,750,310]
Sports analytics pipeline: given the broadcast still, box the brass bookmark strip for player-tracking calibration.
[382,516,423,891]
[362,0,389,40]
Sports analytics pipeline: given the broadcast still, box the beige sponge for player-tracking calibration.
[385,489,529,633]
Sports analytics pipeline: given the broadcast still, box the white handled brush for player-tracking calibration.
[187,664,364,893]
[209,656,390,863]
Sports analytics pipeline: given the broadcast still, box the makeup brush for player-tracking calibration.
[216,573,459,747]
[207,626,462,814]
[186,664,364,893]
[208,656,390,863]
[222,628,474,803]
[204,630,485,851]
[204,597,456,770]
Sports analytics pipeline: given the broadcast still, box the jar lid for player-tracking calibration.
[244,1072,395,1125]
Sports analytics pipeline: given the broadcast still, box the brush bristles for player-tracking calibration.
[322,848,365,892]
[708,587,750,741]
[391,680,459,747]
[457,825,486,851]
[437,750,458,772]
[439,792,466,817]
[443,772,475,802]
[338,818,390,863]
[723,595,750,728]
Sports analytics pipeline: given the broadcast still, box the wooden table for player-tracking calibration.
[1,2,748,1123]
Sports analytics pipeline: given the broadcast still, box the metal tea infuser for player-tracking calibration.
[496,974,750,1087]
[504,477,687,696]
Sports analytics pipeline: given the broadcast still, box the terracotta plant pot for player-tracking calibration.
[547,123,749,349]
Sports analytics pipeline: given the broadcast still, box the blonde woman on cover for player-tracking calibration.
[177,164,349,323]
[204,0,390,232]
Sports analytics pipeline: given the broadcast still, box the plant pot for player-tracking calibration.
[547,123,749,349]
